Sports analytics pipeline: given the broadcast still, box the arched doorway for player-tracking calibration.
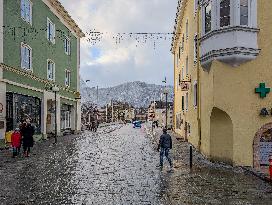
[253,123,272,174]
[210,107,233,164]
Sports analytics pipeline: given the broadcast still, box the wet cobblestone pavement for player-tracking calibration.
[1,124,272,205]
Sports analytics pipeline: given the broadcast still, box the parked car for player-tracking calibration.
[133,121,142,128]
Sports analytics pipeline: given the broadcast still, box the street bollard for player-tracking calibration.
[269,156,272,180]
[190,145,193,169]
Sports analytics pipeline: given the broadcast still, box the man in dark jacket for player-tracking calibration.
[21,119,35,157]
[157,128,173,168]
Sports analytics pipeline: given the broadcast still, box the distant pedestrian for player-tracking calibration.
[11,128,22,158]
[21,119,35,157]
[157,128,173,169]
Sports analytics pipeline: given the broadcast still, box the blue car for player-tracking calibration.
[133,121,142,128]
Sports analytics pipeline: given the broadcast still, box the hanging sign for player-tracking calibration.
[180,82,189,91]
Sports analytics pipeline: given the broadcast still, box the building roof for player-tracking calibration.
[49,0,85,38]
[171,0,187,53]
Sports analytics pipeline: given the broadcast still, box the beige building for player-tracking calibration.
[148,101,173,128]
[172,0,272,175]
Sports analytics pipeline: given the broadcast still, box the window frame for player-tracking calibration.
[194,33,198,64]
[20,42,32,71]
[65,69,71,87]
[219,0,231,28]
[186,19,189,40]
[185,92,189,112]
[47,17,55,44]
[21,0,32,25]
[239,0,249,26]
[64,36,71,55]
[185,56,189,76]
[47,59,55,81]
[193,81,198,108]
[204,2,212,33]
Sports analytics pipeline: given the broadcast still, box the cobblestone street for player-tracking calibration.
[1,124,272,205]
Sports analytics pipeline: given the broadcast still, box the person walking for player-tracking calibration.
[11,128,22,158]
[21,119,35,157]
[157,128,173,169]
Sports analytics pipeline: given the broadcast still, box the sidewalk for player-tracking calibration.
[145,124,272,183]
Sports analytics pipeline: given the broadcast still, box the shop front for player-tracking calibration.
[6,92,41,133]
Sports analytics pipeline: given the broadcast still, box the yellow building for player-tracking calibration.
[172,0,272,174]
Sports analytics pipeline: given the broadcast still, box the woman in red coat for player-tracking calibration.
[11,128,22,157]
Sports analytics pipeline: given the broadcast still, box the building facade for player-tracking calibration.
[172,0,272,174]
[148,101,173,128]
[0,0,84,139]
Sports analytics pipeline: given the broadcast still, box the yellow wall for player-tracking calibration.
[173,0,272,166]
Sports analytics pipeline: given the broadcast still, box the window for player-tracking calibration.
[186,19,189,39]
[220,0,230,27]
[21,0,32,24]
[193,82,198,107]
[240,0,249,26]
[21,43,32,70]
[64,37,71,55]
[176,53,179,67]
[194,33,198,64]
[182,66,184,80]
[47,60,55,81]
[186,56,189,76]
[178,72,181,85]
[182,34,184,51]
[178,44,181,59]
[185,93,189,111]
[47,18,55,43]
[65,70,71,87]
[182,96,185,111]
[205,3,212,33]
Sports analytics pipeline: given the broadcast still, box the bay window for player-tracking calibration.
[200,0,258,69]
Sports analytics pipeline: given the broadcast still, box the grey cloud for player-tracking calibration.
[60,0,177,87]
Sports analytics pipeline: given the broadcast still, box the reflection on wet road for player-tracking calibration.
[1,124,272,205]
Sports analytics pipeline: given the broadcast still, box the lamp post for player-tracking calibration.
[162,77,168,129]
[52,85,60,143]
[164,88,169,129]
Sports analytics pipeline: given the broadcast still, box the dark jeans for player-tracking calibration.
[160,148,172,167]
[23,146,31,153]
[12,147,20,157]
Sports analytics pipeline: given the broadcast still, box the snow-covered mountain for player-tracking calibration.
[80,80,174,108]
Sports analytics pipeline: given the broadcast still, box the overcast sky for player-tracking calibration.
[59,0,177,88]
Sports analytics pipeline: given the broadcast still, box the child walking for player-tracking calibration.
[11,128,22,158]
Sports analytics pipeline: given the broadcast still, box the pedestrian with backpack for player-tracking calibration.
[157,128,173,169]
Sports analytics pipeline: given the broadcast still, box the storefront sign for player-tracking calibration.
[259,142,272,165]
[255,83,270,98]
[180,82,189,91]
